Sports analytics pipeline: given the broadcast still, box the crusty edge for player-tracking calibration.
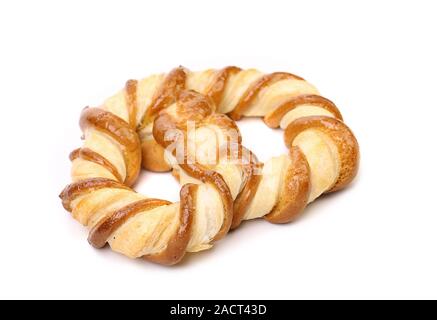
[284,116,359,192]
[264,147,311,223]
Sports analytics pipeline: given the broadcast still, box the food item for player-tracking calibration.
[60,67,359,265]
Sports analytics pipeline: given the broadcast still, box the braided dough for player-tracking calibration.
[60,67,359,265]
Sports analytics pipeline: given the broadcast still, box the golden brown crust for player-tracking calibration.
[153,91,234,241]
[125,79,138,128]
[228,72,303,120]
[171,169,180,182]
[176,90,215,122]
[263,94,343,128]
[180,163,233,241]
[88,198,171,248]
[264,147,311,223]
[141,138,172,172]
[80,107,141,186]
[70,148,124,183]
[151,90,215,172]
[208,113,242,144]
[206,66,242,105]
[284,116,359,192]
[140,67,187,126]
[69,148,81,161]
[146,183,197,265]
[231,150,262,229]
[59,178,132,212]
[152,90,215,144]
[137,68,188,171]
[61,66,360,265]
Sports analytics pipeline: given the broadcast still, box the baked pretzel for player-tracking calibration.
[60,67,359,265]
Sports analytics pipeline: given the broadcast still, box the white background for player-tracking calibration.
[1,0,436,300]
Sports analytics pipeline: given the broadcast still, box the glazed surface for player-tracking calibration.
[60,66,360,265]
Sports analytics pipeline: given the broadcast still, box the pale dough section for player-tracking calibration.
[136,73,165,125]
[71,159,117,182]
[187,184,224,252]
[218,69,263,113]
[103,90,128,122]
[63,67,358,264]
[292,130,340,202]
[109,203,179,258]
[186,69,217,95]
[243,79,319,117]
[180,123,244,200]
[280,105,334,129]
[82,128,126,180]
[103,73,165,126]
[214,162,243,200]
[244,155,291,220]
[71,188,142,227]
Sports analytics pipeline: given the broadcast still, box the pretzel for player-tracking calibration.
[60,67,359,265]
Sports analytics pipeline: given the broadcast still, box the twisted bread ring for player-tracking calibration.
[60,67,359,265]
